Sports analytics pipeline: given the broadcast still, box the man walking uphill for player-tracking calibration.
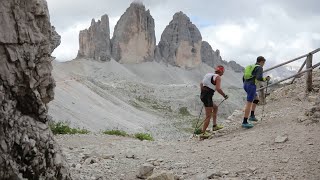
[242,56,270,128]
[200,65,229,135]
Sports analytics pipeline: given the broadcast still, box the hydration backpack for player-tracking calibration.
[243,64,259,80]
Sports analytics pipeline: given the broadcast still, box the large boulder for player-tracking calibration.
[111,2,156,63]
[77,14,111,61]
[147,171,175,180]
[155,12,202,68]
[0,0,71,179]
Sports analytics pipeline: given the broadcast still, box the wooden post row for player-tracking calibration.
[259,81,266,105]
[290,58,306,84]
[306,54,313,93]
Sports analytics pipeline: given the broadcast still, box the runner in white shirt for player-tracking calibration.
[200,65,229,135]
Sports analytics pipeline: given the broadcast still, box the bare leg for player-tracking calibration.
[251,97,259,113]
[251,103,256,112]
[212,104,218,126]
[202,107,213,133]
[244,101,253,119]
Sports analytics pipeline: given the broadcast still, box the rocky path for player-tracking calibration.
[55,72,320,180]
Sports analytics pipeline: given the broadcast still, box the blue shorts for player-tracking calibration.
[243,83,257,102]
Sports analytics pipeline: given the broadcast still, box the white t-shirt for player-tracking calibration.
[202,73,219,90]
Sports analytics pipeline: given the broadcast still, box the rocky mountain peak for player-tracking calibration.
[173,11,191,22]
[91,19,96,26]
[75,3,244,73]
[77,14,111,61]
[101,14,109,23]
[155,11,202,68]
[201,41,223,67]
[130,1,145,8]
[227,60,244,73]
[201,41,244,72]
[111,2,156,63]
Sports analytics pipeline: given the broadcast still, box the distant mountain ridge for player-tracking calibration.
[77,2,243,72]
[265,65,297,82]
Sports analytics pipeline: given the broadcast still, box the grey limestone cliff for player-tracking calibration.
[77,14,111,61]
[0,0,71,179]
[155,12,202,68]
[201,41,224,68]
[111,2,156,63]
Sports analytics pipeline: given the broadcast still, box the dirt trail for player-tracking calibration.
[55,70,320,180]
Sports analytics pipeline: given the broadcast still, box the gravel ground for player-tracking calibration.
[55,70,320,179]
[52,61,320,180]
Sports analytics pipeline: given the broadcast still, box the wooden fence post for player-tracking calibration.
[290,58,306,84]
[306,54,313,93]
[259,82,266,105]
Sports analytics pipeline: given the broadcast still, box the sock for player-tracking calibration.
[243,117,248,124]
[250,111,255,117]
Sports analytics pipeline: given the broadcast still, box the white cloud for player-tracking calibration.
[52,22,88,61]
[215,24,245,46]
[109,16,121,37]
[200,3,320,68]
[48,0,320,67]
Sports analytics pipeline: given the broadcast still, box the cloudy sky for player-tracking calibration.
[47,0,320,67]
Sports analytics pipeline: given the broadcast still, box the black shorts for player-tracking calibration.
[200,88,215,107]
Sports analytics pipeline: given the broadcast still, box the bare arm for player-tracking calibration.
[215,76,226,97]
[200,82,204,91]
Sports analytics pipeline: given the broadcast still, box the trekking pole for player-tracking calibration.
[261,81,269,121]
[194,98,226,133]
[195,105,204,129]
[193,105,204,136]
[217,98,226,107]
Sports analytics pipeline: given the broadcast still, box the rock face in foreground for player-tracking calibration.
[0,0,71,179]
[77,14,111,61]
[156,12,202,68]
[111,2,156,63]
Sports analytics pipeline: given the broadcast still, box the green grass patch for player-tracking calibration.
[136,96,172,112]
[49,122,90,135]
[151,104,172,112]
[179,107,191,116]
[134,133,154,141]
[103,129,128,137]
[181,127,197,134]
[188,117,202,128]
[172,116,201,134]
[129,100,143,109]
[136,96,153,104]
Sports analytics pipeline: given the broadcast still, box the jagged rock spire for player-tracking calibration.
[111,2,156,63]
[77,14,111,61]
[155,11,202,68]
